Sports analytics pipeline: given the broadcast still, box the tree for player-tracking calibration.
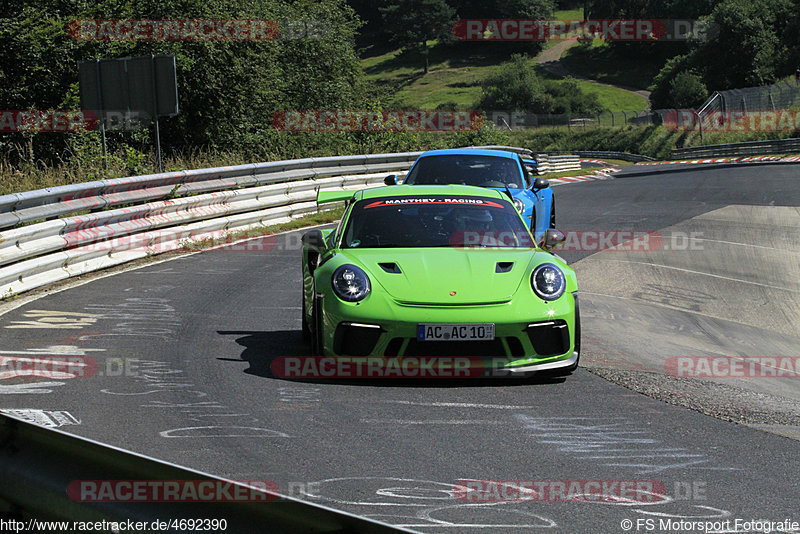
[0,0,366,163]
[668,71,708,108]
[690,0,793,89]
[645,0,796,96]
[454,0,554,19]
[649,54,693,109]
[477,55,554,112]
[379,0,456,73]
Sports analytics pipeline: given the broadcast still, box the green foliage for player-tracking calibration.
[649,55,690,109]
[692,0,794,89]
[587,0,717,18]
[542,78,603,114]
[647,0,797,97]
[477,55,602,114]
[379,0,456,72]
[668,71,708,109]
[477,55,553,112]
[455,0,555,19]
[450,0,554,57]
[0,0,365,165]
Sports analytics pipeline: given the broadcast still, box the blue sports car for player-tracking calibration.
[386,148,555,243]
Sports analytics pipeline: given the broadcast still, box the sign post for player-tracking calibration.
[78,55,179,172]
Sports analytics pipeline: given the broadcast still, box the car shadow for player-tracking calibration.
[217,330,570,388]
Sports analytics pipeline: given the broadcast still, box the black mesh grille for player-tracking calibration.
[526,321,570,356]
[506,336,525,358]
[384,338,404,357]
[333,324,382,356]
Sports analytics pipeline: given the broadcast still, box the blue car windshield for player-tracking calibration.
[403,155,525,189]
[341,195,534,248]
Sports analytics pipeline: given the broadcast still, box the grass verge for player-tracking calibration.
[560,41,664,90]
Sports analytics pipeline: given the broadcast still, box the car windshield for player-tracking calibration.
[341,195,534,248]
[403,155,525,189]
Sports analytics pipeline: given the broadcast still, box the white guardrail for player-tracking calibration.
[0,146,554,298]
[534,154,581,175]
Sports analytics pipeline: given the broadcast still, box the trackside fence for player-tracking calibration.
[672,137,800,159]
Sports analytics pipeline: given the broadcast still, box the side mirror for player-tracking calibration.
[540,229,565,252]
[302,229,324,250]
[532,177,550,191]
[384,175,398,186]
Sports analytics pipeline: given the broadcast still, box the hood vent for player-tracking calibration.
[496,262,514,273]
[378,262,402,274]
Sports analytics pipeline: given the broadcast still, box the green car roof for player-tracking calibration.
[358,184,508,200]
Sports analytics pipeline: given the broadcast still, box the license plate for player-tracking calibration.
[417,324,495,341]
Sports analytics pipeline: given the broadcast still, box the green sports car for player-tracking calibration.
[300,184,580,377]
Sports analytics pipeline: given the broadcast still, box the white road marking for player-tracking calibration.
[5,310,99,329]
[159,426,290,438]
[361,419,505,425]
[376,400,537,409]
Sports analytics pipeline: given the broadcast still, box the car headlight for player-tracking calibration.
[332,264,371,302]
[512,198,525,213]
[531,263,566,301]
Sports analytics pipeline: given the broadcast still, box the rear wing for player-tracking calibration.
[317,190,356,204]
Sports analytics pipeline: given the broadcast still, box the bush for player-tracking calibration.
[477,55,554,112]
[668,71,708,109]
[0,0,366,166]
[478,55,603,114]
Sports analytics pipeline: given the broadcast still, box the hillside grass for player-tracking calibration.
[541,8,585,50]
[362,38,649,112]
[560,41,663,90]
[362,41,510,110]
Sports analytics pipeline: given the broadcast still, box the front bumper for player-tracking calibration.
[320,292,579,373]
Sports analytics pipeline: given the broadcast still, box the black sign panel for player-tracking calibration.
[78,55,179,120]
